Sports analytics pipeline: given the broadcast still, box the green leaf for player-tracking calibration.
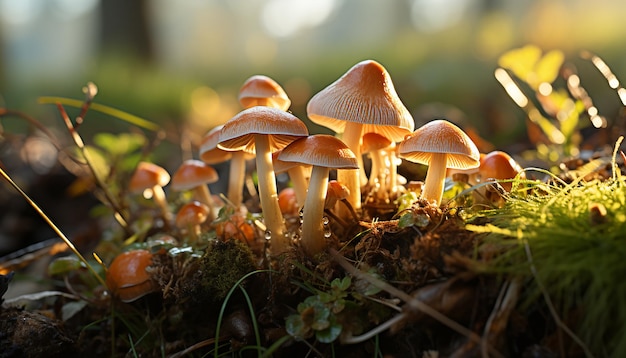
[397,212,416,229]
[331,276,351,291]
[80,145,110,181]
[48,256,85,276]
[535,49,564,84]
[94,132,145,157]
[498,45,541,83]
[285,314,311,339]
[315,319,342,343]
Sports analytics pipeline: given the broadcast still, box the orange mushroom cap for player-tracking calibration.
[128,162,170,194]
[238,75,291,111]
[306,60,414,142]
[175,201,210,228]
[478,150,524,191]
[106,250,158,303]
[171,159,218,191]
[218,106,309,153]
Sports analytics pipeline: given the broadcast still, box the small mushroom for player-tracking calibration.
[398,120,480,206]
[200,125,254,209]
[128,161,171,221]
[218,106,308,254]
[171,159,219,222]
[361,132,393,188]
[238,75,291,111]
[307,60,414,213]
[278,135,358,255]
[477,150,524,192]
[175,201,210,242]
[106,250,158,303]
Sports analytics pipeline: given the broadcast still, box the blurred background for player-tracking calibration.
[1,0,625,256]
[1,0,625,143]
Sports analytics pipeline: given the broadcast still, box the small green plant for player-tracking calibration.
[285,276,355,343]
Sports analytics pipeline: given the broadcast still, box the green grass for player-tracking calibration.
[467,142,626,356]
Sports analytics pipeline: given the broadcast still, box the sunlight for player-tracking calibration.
[260,0,337,38]
[410,0,472,33]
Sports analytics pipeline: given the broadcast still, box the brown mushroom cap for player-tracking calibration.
[106,250,157,303]
[239,75,291,111]
[171,159,219,191]
[278,135,358,170]
[128,162,170,193]
[398,120,480,169]
[175,201,210,229]
[218,106,309,153]
[306,60,414,141]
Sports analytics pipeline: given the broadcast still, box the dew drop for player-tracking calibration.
[322,216,329,225]
[264,230,272,240]
[324,227,332,238]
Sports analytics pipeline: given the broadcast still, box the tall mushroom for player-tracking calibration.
[239,75,291,111]
[218,106,309,254]
[171,159,219,222]
[278,135,358,255]
[175,201,210,242]
[307,60,414,213]
[128,161,172,221]
[398,120,480,206]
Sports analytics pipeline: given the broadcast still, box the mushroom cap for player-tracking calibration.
[199,125,232,164]
[171,159,219,191]
[175,201,210,228]
[238,75,291,111]
[278,134,359,169]
[218,106,309,154]
[200,125,256,164]
[361,132,393,154]
[106,250,157,302]
[272,150,312,174]
[479,150,524,182]
[306,60,414,141]
[398,119,480,169]
[128,162,170,193]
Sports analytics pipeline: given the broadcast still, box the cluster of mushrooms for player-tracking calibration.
[126,59,523,259]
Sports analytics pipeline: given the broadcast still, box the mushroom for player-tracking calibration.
[477,150,524,192]
[218,106,308,254]
[278,135,358,255]
[175,201,210,242]
[398,120,480,206]
[199,125,254,209]
[106,249,158,303]
[128,161,172,221]
[307,60,414,213]
[238,75,291,111]
[273,149,312,208]
[171,159,219,222]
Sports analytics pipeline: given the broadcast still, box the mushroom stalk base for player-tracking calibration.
[421,152,448,206]
[301,166,330,255]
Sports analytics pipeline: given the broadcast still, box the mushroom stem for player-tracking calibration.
[287,166,309,208]
[421,152,448,206]
[368,149,384,187]
[254,134,288,253]
[150,185,171,221]
[301,166,330,255]
[388,148,399,193]
[194,185,216,222]
[338,121,363,213]
[228,151,246,208]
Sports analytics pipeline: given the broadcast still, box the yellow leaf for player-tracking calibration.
[535,49,564,85]
[498,45,541,83]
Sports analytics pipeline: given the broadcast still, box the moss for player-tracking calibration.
[181,239,258,306]
[468,167,626,356]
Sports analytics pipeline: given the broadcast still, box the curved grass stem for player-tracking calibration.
[0,166,106,288]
